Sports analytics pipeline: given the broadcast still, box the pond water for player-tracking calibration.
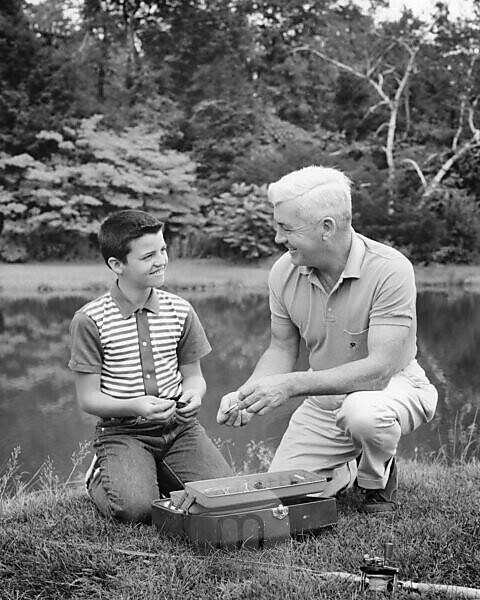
[0,289,479,480]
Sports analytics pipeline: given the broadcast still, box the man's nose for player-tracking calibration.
[275,229,286,244]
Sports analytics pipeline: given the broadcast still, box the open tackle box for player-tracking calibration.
[152,470,337,549]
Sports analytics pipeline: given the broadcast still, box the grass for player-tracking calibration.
[1,451,480,599]
[0,258,275,298]
[1,259,480,298]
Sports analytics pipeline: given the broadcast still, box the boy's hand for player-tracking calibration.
[217,391,252,427]
[135,396,176,423]
[175,390,201,423]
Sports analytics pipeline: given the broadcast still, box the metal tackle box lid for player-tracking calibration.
[169,469,333,512]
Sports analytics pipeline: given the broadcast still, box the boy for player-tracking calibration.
[69,209,233,523]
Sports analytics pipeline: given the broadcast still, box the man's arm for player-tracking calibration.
[217,318,300,425]
[246,319,300,381]
[238,322,410,415]
[73,372,176,422]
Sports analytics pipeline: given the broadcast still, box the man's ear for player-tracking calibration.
[321,216,336,239]
[107,256,124,275]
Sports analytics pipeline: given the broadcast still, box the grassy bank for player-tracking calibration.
[1,460,479,599]
[0,259,274,298]
[1,260,480,298]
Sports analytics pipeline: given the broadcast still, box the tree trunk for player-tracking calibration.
[421,141,479,203]
[293,42,418,207]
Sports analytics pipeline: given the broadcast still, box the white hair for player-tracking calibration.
[268,166,352,228]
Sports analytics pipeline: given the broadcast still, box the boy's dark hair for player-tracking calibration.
[98,210,164,265]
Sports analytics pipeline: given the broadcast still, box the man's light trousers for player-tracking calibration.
[268,359,438,496]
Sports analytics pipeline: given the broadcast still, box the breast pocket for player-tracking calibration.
[343,328,369,361]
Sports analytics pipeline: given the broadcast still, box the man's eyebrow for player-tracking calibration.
[276,220,293,229]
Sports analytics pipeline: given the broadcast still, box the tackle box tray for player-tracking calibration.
[168,469,333,512]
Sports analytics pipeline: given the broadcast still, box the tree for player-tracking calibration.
[293,9,426,198]
[0,1,42,150]
[400,5,480,202]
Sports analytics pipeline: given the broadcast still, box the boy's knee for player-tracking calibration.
[113,501,152,524]
[89,480,153,523]
[103,495,153,523]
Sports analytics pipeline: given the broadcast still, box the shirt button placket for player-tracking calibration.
[135,309,159,397]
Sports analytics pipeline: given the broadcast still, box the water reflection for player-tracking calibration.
[412,290,480,461]
[0,290,479,478]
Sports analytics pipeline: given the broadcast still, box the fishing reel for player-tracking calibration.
[360,542,399,595]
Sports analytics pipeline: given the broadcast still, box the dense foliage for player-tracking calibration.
[1,0,480,262]
[0,115,207,260]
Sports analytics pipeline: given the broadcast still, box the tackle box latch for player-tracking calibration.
[272,504,289,520]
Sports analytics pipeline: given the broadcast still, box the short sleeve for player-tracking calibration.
[177,306,211,364]
[369,258,416,327]
[268,261,293,327]
[68,311,103,373]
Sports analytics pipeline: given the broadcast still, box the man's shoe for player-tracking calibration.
[360,458,397,514]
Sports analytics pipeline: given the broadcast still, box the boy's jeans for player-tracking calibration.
[87,418,233,523]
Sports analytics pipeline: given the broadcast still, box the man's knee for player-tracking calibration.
[337,391,399,444]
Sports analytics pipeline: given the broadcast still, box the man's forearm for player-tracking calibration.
[284,357,392,398]
[246,346,298,385]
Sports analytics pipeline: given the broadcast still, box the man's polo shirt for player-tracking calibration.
[269,229,417,372]
[68,283,211,400]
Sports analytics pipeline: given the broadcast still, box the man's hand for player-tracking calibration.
[217,391,253,427]
[175,390,202,423]
[238,374,291,415]
[134,396,176,423]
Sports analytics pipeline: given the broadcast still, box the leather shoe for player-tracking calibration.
[360,458,397,514]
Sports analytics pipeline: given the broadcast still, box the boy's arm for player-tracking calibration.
[73,372,177,422]
[175,361,206,422]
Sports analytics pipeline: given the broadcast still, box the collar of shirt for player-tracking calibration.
[110,282,161,318]
[298,228,366,285]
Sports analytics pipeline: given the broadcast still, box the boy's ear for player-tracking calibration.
[107,256,124,275]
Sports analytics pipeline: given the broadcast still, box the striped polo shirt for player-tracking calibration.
[68,283,211,400]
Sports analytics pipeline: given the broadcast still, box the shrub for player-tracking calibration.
[0,116,207,261]
[201,183,277,260]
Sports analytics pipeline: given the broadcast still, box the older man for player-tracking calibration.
[217,166,437,513]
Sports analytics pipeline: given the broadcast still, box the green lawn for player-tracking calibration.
[1,459,479,599]
[1,259,480,298]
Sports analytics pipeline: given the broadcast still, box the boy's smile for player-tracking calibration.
[115,230,168,293]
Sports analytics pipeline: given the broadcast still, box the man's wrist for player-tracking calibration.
[286,371,310,397]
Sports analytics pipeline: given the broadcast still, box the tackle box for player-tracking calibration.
[152,469,337,549]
